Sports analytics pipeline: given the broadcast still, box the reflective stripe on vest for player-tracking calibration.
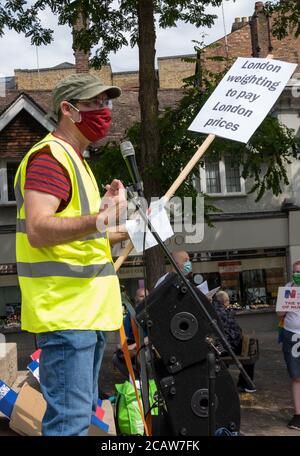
[14,171,24,210]
[16,219,26,233]
[17,261,115,278]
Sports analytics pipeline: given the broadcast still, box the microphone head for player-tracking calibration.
[120,141,135,158]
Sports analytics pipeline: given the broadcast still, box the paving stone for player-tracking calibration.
[0,343,18,386]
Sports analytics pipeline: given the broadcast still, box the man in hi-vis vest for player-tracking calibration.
[14,73,128,436]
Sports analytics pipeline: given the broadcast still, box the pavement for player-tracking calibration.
[0,330,299,436]
[231,331,296,436]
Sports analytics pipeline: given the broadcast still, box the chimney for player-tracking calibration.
[231,17,241,32]
[255,2,264,12]
[231,16,250,32]
[72,12,90,73]
[250,2,272,57]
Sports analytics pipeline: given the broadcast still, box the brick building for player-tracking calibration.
[0,1,300,316]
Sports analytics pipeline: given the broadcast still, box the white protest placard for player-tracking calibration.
[188,57,297,143]
[276,287,300,312]
[126,199,174,254]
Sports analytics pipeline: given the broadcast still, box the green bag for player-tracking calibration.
[115,379,158,435]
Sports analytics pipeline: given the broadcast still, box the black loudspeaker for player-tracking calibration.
[137,273,221,373]
[136,273,241,436]
[153,359,240,436]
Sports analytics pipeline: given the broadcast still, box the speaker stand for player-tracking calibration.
[207,351,216,436]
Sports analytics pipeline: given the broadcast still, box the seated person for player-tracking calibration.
[112,287,148,380]
[213,290,256,393]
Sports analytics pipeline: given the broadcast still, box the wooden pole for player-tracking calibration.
[114,134,215,271]
[163,134,215,202]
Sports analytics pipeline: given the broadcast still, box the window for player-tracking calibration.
[241,269,267,306]
[224,155,241,193]
[205,161,221,193]
[0,160,19,204]
[199,156,245,195]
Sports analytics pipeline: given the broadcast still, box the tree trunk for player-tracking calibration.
[137,0,165,289]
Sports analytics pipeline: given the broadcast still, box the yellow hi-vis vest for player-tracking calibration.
[14,132,122,333]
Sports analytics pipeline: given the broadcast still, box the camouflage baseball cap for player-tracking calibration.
[52,72,122,116]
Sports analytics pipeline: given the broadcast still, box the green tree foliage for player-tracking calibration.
[265,1,300,39]
[0,1,222,67]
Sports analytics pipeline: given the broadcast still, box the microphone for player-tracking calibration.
[120,141,144,196]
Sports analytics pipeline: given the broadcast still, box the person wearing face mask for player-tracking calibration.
[278,260,300,430]
[14,73,129,436]
[154,250,192,288]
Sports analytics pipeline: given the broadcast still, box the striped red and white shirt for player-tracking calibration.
[25,137,83,212]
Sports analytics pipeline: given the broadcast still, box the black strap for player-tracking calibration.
[138,325,151,419]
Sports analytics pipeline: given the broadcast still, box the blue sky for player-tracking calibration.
[0,0,259,76]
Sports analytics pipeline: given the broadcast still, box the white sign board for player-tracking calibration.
[276,287,300,312]
[188,57,297,143]
[126,199,174,254]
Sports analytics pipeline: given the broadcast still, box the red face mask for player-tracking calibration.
[72,107,112,142]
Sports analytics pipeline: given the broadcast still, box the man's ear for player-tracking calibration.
[60,101,72,117]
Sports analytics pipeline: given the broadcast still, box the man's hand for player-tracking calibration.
[97,179,127,232]
[108,224,129,246]
[103,179,125,199]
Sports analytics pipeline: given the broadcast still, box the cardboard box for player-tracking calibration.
[9,382,46,435]
[9,382,116,436]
